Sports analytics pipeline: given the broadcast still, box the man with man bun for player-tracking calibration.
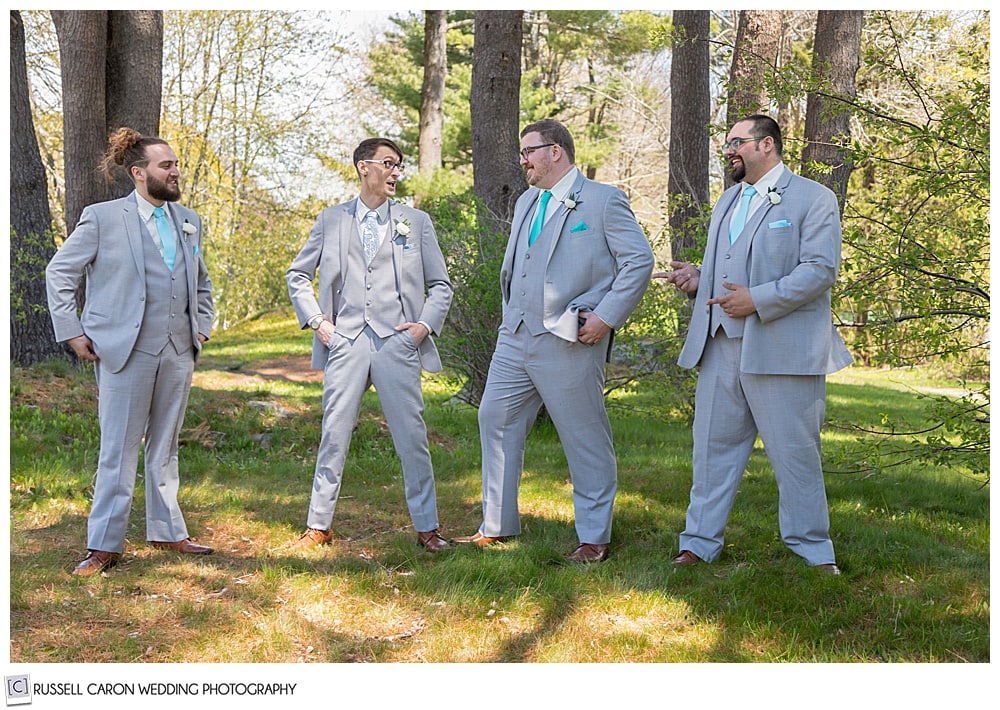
[46,127,215,576]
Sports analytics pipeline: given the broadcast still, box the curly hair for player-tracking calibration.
[99,127,169,182]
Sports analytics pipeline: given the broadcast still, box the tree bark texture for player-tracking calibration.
[418,10,447,184]
[52,10,111,235]
[470,10,527,234]
[106,10,163,198]
[725,10,782,188]
[803,10,864,212]
[668,10,710,260]
[10,11,64,365]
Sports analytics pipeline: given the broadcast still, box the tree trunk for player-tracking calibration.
[52,10,111,234]
[106,10,163,198]
[726,10,782,125]
[803,10,864,212]
[725,10,782,189]
[418,10,447,187]
[470,10,527,234]
[668,10,710,261]
[10,10,65,365]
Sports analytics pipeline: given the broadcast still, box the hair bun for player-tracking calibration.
[106,127,143,166]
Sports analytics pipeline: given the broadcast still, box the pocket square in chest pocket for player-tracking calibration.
[768,219,792,229]
[570,221,589,233]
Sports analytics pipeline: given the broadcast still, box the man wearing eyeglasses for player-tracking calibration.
[655,114,852,574]
[286,137,454,553]
[453,118,654,563]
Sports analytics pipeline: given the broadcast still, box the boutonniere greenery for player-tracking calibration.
[394,218,411,237]
[766,187,782,205]
[182,220,198,235]
[562,192,583,210]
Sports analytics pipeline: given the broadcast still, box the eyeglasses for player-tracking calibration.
[721,136,763,152]
[361,159,405,172]
[519,143,555,160]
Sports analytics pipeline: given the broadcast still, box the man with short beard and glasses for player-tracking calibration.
[46,127,215,576]
[654,114,852,575]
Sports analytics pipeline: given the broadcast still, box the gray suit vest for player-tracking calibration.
[335,225,405,340]
[503,215,554,336]
[709,223,752,339]
[133,221,194,357]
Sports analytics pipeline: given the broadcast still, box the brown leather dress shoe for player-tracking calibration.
[816,563,841,575]
[451,531,510,546]
[150,538,214,555]
[567,543,609,563]
[290,528,333,550]
[672,550,701,566]
[72,550,121,576]
[416,529,449,553]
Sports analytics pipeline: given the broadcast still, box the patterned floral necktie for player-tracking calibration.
[362,209,380,264]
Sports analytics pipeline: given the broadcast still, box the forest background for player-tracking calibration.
[5,6,991,705]
[11,7,989,482]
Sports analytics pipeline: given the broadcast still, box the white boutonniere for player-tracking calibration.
[394,219,411,236]
[766,187,782,205]
[562,192,583,211]
[182,220,198,235]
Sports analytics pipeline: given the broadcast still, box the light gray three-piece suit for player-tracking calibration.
[46,192,214,553]
[286,199,453,534]
[476,168,654,544]
[677,164,853,565]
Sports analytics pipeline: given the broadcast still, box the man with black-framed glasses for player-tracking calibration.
[655,114,852,575]
[453,118,654,563]
[287,137,454,554]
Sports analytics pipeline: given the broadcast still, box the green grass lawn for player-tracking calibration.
[9,310,988,671]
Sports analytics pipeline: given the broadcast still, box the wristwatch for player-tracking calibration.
[308,315,325,330]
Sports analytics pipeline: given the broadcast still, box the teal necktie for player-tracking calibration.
[153,206,176,271]
[528,190,552,246]
[729,185,757,244]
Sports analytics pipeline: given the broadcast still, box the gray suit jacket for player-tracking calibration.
[678,165,852,375]
[45,192,214,374]
[503,172,654,342]
[287,198,453,371]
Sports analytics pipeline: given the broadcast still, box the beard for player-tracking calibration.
[728,159,746,183]
[147,173,181,202]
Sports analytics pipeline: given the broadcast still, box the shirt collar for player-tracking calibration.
[744,162,784,197]
[546,167,581,204]
[356,197,390,224]
[136,193,170,223]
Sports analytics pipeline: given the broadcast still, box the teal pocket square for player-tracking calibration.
[768,219,792,229]
[570,221,589,233]
[192,244,200,256]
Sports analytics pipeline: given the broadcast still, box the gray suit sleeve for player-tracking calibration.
[592,188,655,328]
[45,206,97,342]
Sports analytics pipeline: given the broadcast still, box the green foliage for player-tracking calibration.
[423,188,502,405]
[839,11,989,372]
[9,225,58,326]
[832,11,990,479]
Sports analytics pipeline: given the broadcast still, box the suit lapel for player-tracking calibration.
[122,194,147,288]
[544,173,585,261]
[338,199,358,284]
[387,200,404,285]
[166,206,194,305]
[745,166,791,248]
